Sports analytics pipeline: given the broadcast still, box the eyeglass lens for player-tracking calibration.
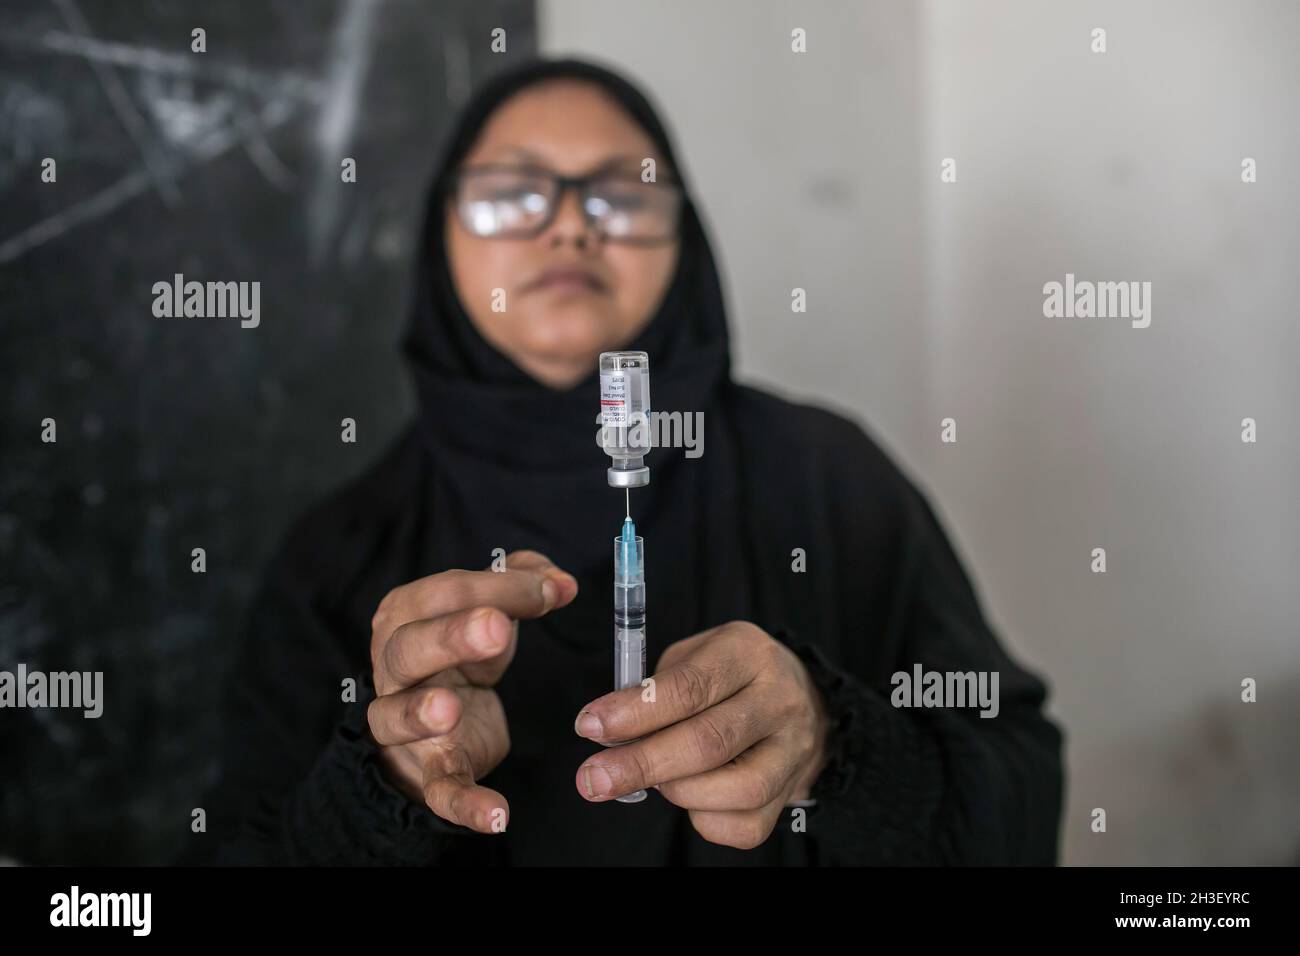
[456,168,680,240]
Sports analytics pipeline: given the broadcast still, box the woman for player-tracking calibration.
[191,57,1063,866]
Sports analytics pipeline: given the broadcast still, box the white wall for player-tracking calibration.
[541,0,1300,864]
[540,0,927,474]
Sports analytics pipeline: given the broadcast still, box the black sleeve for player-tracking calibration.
[778,482,1065,866]
[206,670,475,866]
[173,539,476,866]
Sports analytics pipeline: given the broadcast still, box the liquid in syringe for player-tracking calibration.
[613,514,647,804]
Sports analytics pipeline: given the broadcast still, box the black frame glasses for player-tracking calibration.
[449,163,685,244]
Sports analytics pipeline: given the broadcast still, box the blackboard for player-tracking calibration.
[0,0,536,864]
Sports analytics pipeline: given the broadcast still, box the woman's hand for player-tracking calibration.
[367,549,578,833]
[573,621,831,849]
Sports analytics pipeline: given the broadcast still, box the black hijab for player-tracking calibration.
[396,57,785,863]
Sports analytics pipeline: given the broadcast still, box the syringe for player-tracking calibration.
[613,510,647,804]
[600,350,651,805]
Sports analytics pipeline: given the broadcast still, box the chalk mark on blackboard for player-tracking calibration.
[0,97,300,264]
[0,2,380,263]
[0,165,151,263]
[234,101,293,190]
[51,0,181,208]
[308,0,378,262]
[444,31,471,108]
[6,30,325,104]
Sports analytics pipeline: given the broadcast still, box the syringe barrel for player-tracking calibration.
[614,624,645,692]
[612,532,648,804]
[613,534,645,690]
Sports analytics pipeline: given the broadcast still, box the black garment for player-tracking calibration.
[182,58,1064,866]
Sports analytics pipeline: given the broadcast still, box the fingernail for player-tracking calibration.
[541,578,559,611]
[574,711,603,738]
[427,692,453,730]
[554,572,578,602]
[473,608,505,652]
[582,764,612,799]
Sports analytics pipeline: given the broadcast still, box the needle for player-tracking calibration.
[625,487,630,520]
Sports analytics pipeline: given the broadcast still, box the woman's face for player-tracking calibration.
[446,80,681,390]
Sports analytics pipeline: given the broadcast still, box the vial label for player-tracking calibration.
[600,368,650,430]
[599,370,628,426]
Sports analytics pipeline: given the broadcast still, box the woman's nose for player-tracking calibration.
[545,184,600,247]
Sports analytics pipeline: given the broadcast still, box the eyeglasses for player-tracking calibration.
[450,163,684,243]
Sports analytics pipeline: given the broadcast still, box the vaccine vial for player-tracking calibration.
[599,351,651,487]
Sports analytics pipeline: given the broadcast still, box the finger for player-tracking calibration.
[492,548,581,608]
[373,554,577,645]
[413,565,573,625]
[367,683,462,746]
[457,617,519,686]
[575,692,774,802]
[687,799,787,851]
[377,605,512,692]
[653,626,717,671]
[500,549,564,575]
[422,746,510,834]
[575,626,763,744]
[492,549,580,611]
[656,734,800,811]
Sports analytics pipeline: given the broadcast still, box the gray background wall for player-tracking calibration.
[541,0,1300,864]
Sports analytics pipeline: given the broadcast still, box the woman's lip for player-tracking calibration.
[528,271,607,293]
